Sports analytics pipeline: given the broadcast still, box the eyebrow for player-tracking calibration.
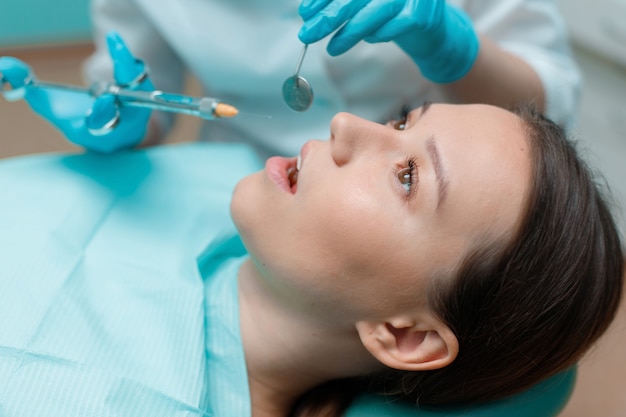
[426,136,449,210]
[408,101,448,209]
[412,102,448,209]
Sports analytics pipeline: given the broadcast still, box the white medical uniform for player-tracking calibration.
[84,0,581,158]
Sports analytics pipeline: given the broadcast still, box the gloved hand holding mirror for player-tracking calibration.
[297,0,479,83]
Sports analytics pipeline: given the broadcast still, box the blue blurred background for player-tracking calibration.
[0,0,91,46]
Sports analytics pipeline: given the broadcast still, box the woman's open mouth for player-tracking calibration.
[287,155,301,193]
[265,155,300,194]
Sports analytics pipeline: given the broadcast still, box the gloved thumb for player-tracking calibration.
[106,31,147,87]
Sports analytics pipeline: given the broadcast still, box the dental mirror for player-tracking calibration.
[282,44,313,112]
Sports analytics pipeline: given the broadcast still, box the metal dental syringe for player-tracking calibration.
[1,78,238,120]
[48,80,237,120]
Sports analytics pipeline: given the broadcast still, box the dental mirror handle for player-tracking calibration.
[294,44,308,77]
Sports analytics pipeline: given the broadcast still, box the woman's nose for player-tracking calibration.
[330,112,389,166]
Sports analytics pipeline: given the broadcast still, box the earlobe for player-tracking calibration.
[356,317,458,372]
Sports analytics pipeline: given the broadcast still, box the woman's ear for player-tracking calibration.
[355,316,458,371]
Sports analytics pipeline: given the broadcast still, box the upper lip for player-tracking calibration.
[300,141,312,164]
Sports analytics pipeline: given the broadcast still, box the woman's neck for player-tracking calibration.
[237,259,381,417]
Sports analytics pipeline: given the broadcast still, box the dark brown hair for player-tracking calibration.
[291,104,624,415]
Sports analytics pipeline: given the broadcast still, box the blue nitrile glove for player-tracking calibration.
[298,0,479,83]
[0,32,153,153]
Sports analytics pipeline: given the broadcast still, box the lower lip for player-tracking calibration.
[265,156,296,194]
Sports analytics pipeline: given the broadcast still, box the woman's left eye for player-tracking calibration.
[397,157,418,198]
[393,105,410,131]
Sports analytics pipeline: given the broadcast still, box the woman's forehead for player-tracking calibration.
[410,103,522,125]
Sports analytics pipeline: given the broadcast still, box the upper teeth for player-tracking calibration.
[296,155,302,171]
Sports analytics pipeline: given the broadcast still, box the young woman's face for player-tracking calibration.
[231,103,532,321]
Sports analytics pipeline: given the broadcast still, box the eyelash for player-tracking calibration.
[398,157,418,200]
[392,105,418,199]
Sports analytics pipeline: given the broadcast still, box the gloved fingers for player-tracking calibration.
[86,94,120,136]
[363,12,414,43]
[0,56,95,122]
[366,0,445,42]
[82,93,150,153]
[327,0,403,55]
[0,57,33,100]
[298,0,371,45]
[106,31,152,91]
[86,94,150,136]
[298,0,333,21]
[411,0,446,31]
[26,86,93,121]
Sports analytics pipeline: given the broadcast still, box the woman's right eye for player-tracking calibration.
[397,157,418,199]
[398,167,412,191]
